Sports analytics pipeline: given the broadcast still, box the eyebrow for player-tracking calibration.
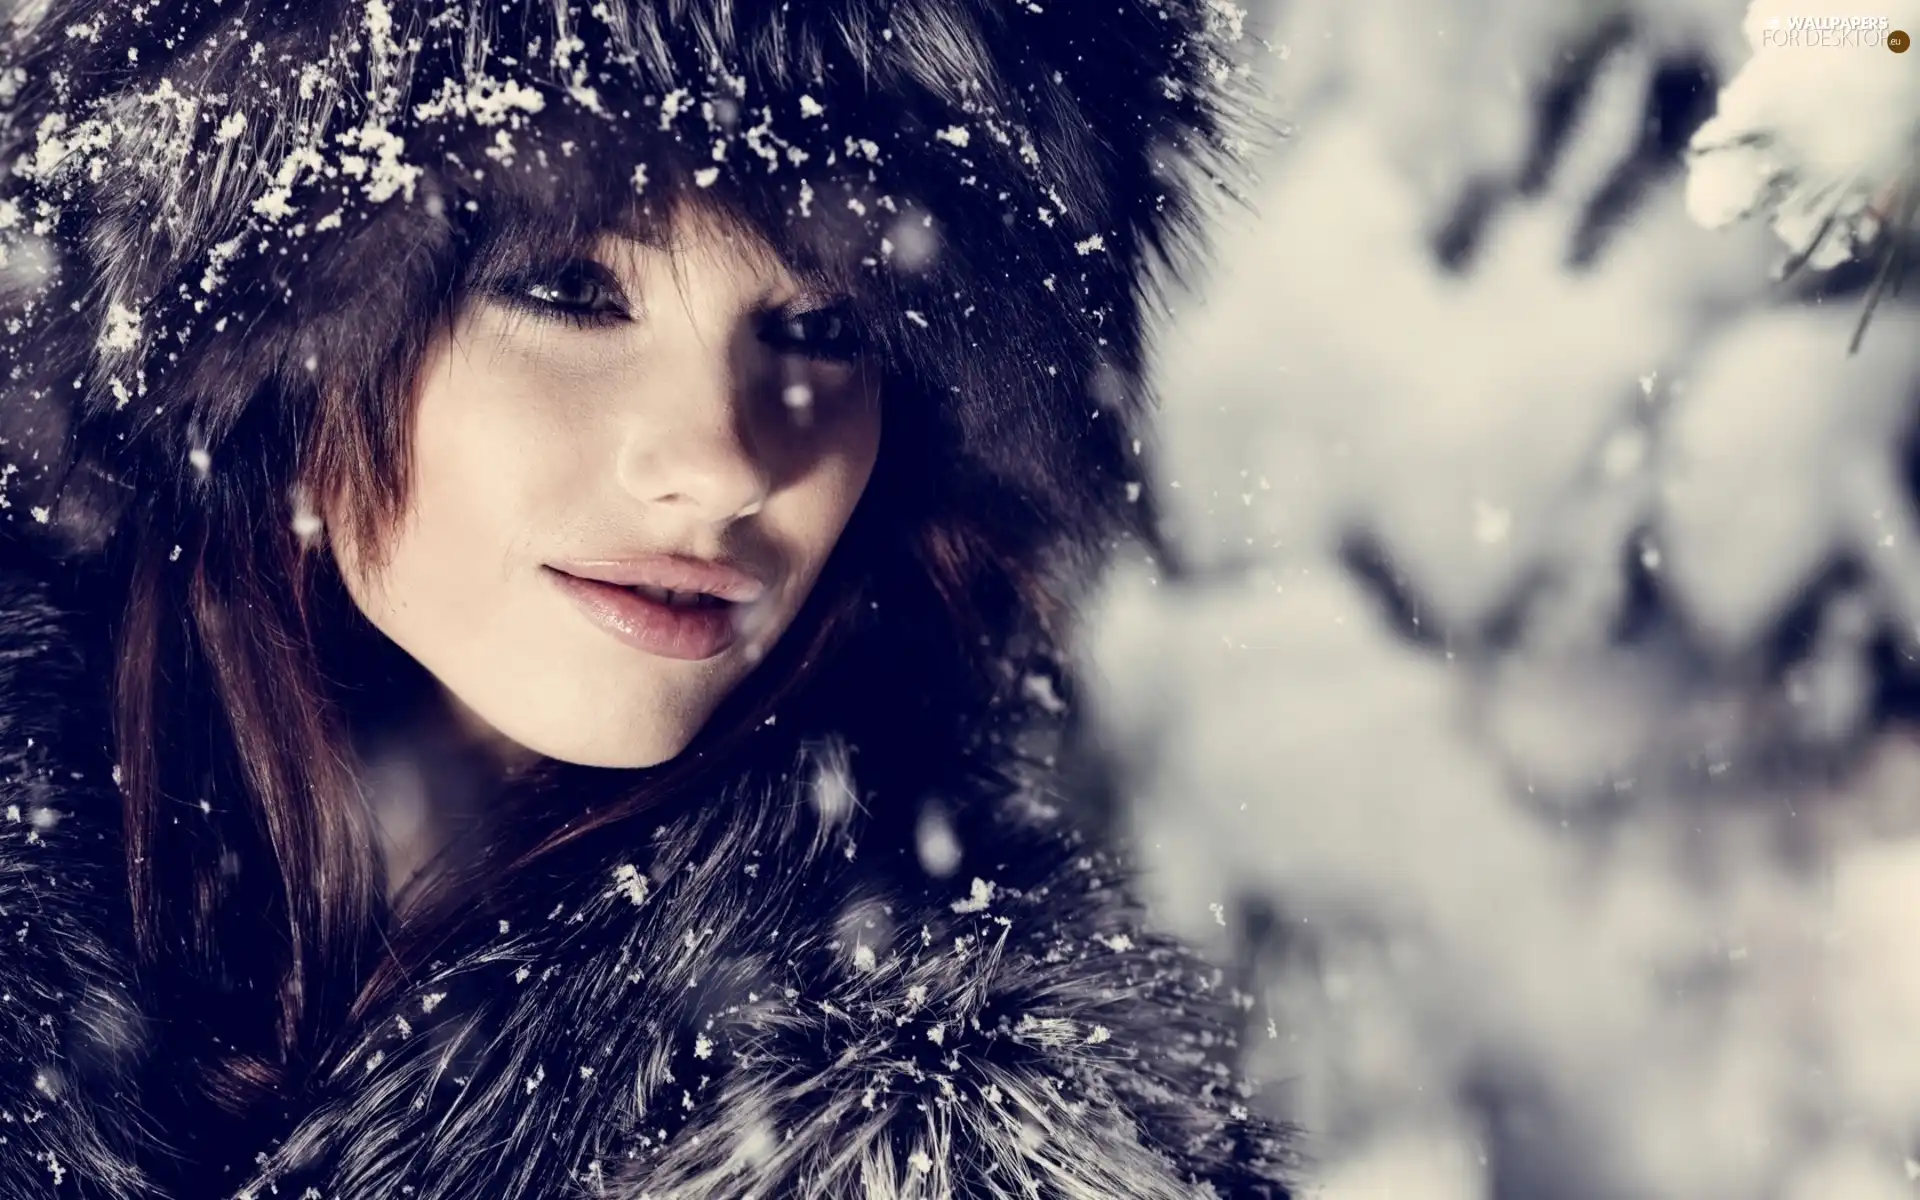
[587,224,850,310]
[603,215,677,250]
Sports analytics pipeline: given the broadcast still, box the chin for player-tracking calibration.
[546,743,683,770]
[500,715,696,770]
[465,684,711,770]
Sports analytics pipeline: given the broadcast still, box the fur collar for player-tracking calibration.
[0,556,1295,1198]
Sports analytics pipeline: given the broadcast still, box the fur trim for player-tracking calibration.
[0,552,153,1199]
[242,750,1294,1198]
[0,553,1296,1198]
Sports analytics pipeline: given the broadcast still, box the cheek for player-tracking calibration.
[339,338,582,620]
[825,397,883,511]
[777,393,883,584]
[408,341,609,566]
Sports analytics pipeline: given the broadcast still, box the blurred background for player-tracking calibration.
[1082,1,1920,1196]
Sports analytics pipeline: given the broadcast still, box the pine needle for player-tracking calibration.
[1847,169,1917,356]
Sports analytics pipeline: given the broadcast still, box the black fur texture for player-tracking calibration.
[0,553,1297,1197]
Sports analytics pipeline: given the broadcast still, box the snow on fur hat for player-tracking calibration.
[0,0,1251,580]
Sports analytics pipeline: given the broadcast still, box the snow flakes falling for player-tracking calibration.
[412,74,548,126]
[914,802,963,877]
[288,487,323,544]
[949,877,996,914]
[362,0,397,53]
[659,88,693,129]
[934,125,970,148]
[806,739,858,831]
[484,129,518,166]
[1203,0,1249,41]
[251,188,296,223]
[97,302,140,352]
[337,122,422,204]
[732,1121,778,1169]
[732,593,781,666]
[612,863,650,907]
[883,214,939,273]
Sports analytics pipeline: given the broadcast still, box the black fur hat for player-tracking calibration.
[0,0,1252,578]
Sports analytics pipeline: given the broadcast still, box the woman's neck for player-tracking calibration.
[350,677,520,904]
[319,583,536,901]
[442,687,544,780]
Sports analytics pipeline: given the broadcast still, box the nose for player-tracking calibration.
[613,344,772,523]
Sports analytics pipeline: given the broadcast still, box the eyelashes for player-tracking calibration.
[755,306,865,363]
[487,257,869,363]
[489,259,631,329]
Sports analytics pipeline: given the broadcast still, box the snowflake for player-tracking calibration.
[950,877,996,914]
[612,863,650,907]
[98,301,141,352]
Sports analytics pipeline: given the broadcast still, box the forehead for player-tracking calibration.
[596,209,796,286]
[469,181,849,301]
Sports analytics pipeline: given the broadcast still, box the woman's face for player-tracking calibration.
[331,213,882,768]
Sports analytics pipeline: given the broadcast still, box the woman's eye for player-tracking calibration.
[499,260,631,327]
[766,306,864,362]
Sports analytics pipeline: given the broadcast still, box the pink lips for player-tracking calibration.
[544,555,768,662]
[548,555,769,603]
